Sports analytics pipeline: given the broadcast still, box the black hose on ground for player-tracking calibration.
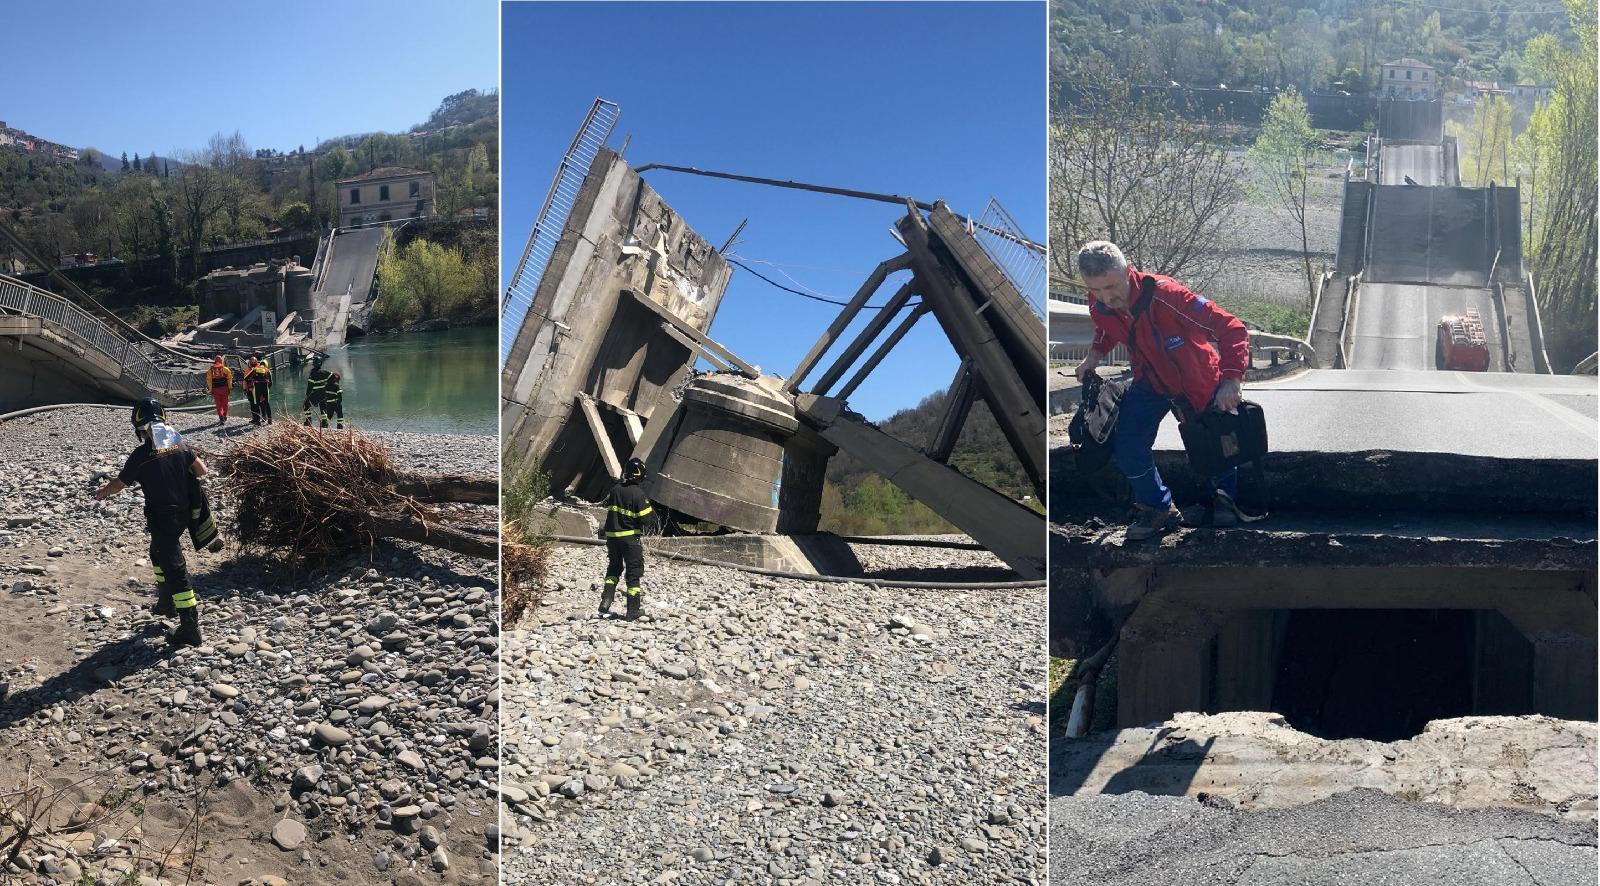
[551,534,1044,589]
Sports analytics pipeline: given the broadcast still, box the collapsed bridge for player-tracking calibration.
[503,101,1045,579]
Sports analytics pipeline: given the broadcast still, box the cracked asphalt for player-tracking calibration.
[1050,789,1598,886]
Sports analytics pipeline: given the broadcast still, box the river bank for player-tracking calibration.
[0,406,498,884]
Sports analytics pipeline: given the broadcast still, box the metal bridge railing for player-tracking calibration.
[0,274,205,401]
[502,98,621,367]
[972,197,1046,318]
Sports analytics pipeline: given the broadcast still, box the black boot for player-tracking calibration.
[168,607,202,648]
[151,584,177,618]
[624,592,642,621]
[599,584,616,615]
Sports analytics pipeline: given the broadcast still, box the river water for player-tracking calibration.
[257,326,496,436]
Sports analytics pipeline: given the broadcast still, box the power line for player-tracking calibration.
[727,258,915,310]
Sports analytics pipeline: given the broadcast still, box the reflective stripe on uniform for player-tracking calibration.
[605,529,639,538]
[604,577,618,585]
[626,587,641,596]
[608,504,653,518]
[193,516,218,547]
[171,588,197,609]
[153,565,166,581]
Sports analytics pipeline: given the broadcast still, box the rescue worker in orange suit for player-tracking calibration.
[243,354,273,425]
[319,372,345,429]
[599,458,652,620]
[93,399,211,648]
[206,356,233,424]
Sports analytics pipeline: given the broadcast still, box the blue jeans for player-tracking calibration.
[1113,379,1237,509]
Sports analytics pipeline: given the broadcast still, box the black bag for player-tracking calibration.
[1177,400,1269,477]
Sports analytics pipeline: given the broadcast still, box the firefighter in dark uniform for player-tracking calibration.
[93,399,210,647]
[599,458,652,621]
[320,372,346,429]
[302,355,332,425]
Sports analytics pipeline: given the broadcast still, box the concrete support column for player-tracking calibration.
[1117,595,1222,727]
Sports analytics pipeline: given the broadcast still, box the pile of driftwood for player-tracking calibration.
[213,424,496,566]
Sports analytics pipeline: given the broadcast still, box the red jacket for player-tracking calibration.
[1090,267,1249,414]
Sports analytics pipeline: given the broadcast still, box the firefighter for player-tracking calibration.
[93,399,208,648]
[302,355,331,425]
[1072,240,1250,539]
[206,355,233,424]
[599,457,652,620]
[243,354,273,425]
[319,372,345,429]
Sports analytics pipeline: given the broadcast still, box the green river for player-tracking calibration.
[258,326,496,436]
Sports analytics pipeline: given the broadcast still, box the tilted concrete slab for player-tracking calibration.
[798,392,1044,580]
[1347,282,1503,370]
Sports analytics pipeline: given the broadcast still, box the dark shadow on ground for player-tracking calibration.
[859,565,1023,583]
[0,632,169,729]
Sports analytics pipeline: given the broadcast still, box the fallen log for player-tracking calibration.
[368,515,497,560]
[392,473,497,504]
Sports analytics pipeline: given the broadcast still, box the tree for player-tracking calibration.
[1051,62,1244,293]
[1522,0,1596,369]
[1448,94,1514,185]
[172,160,235,279]
[120,152,130,172]
[373,236,482,326]
[132,153,142,172]
[277,200,312,233]
[153,195,179,288]
[1248,88,1319,310]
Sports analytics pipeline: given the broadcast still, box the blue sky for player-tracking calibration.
[502,1,1046,421]
[0,0,497,156]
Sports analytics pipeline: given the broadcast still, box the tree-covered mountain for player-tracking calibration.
[1051,0,1577,104]
[2,89,497,274]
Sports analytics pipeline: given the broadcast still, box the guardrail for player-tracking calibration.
[1523,271,1553,374]
[0,273,205,401]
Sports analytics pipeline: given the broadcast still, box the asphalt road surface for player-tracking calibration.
[1051,790,1597,886]
[319,226,384,308]
[1153,369,1597,459]
[1380,143,1446,186]
[1348,282,1500,371]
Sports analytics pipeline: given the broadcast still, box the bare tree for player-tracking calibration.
[172,159,233,279]
[1051,62,1244,293]
[1248,88,1319,310]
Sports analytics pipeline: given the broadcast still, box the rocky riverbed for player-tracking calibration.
[501,539,1048,885]
[0,406,498,885]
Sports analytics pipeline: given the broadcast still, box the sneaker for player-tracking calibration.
[1125,502,1180,541]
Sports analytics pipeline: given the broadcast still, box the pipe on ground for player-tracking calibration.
[551,534,1043,589]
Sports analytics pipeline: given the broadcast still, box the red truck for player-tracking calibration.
[1437,309,1490,371]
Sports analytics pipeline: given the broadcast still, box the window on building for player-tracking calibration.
[1389,69,1395,78]
[1423,72,1430,80]
[1406,70,1412,80]
[380,185,390,201]
[350,188,361,204]
[409,181,420,198]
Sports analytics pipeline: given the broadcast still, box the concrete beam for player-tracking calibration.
[659,320,731,371]
[785,253,910,393]
[809,281,916,396]
[575,393,622,481]
[927,358,976,463]
[796,392,1044,580]
[838,303,929,400]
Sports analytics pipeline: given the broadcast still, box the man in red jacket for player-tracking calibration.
[1072,241,1250,539]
